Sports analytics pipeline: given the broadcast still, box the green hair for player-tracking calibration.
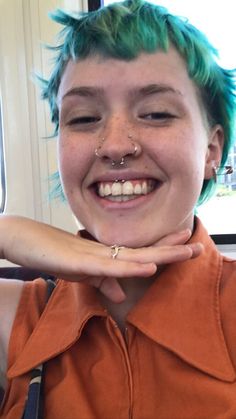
[42,0,236,204]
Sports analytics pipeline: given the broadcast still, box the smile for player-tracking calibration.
[96,179,156,202]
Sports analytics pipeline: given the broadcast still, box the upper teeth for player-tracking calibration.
[98,180,154,197]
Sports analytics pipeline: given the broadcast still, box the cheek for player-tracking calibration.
[165,128,208,171]
[58,136,87,190]
[155,135,208,198]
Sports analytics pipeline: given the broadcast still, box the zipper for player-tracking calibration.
[107,317,134,419]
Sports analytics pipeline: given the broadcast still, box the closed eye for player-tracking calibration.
[67,116,101,125]
[140,112,175,120]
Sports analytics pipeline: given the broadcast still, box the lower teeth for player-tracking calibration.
[105,195,139,202]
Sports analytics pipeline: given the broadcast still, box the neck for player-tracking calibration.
[98,275,156,333]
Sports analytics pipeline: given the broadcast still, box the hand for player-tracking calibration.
[0,216,203,303]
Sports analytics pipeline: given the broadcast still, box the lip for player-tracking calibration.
[88,177,163,210]
[90,184,161,210]
[88,168,164,185]
[86,168,165,209]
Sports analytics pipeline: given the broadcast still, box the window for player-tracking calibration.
[0,102,6,213]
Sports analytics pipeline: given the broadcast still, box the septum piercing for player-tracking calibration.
[111,157,125,166]
[110,140,138,166]
[94,134,138,165]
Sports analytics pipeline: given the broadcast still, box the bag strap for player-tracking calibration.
[22,278,56,419]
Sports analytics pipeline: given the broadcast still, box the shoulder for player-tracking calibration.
[0,279,24,388]
[0,278,48,389]
[219,257,236,367]
[220,256,236,305]
[220,256,236,292]
[0,279,25,345]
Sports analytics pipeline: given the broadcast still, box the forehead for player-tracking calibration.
[58,48,198,104]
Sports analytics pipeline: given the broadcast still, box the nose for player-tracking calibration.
[95,117,141,163]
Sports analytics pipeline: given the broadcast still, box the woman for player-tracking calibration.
[0,0,236,417]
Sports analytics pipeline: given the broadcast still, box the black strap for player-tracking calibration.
[0,267,53,281]
[22,279,56,419]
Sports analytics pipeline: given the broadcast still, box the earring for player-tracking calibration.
[223,165,234,175]
[212,164,233,182]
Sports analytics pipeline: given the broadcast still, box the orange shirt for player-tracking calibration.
[1,219,236,418]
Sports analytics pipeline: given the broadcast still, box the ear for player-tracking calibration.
[204,124,224,180]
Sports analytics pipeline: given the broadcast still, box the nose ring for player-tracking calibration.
[94,137,105,158]
[110,141,137,166]
[133,145,138,155]
[95,147,102,158]
[127,133,138,156]
[94,133,138,166]
[95,145,126,165]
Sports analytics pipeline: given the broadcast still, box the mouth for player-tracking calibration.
[95,178,158,202]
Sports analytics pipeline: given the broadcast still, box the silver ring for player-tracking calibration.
[110,245,125,259]
[128,133,138,156]
[133,144,138,155]
[95,135,138,164]
[95,147,101,158]
[94,138,105,158]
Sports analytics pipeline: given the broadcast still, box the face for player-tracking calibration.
[57,48,223,247]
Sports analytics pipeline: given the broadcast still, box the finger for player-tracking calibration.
[154,229,192,247]
[108,242,204,265]
[92,277,126,303]
[84,230,191,260]
[50,242,203,281]
[45,257,157,281]
[188,242,204,258]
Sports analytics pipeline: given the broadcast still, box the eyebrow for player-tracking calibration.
[60,86,104,102]
[133,84,183,98]
[60,83,182,103]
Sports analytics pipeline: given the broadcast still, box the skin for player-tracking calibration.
[57,47,223,325]
[0,47,223,388]
[0,217,202,389]
[58,48,223,249]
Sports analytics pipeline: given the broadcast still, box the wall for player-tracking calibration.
[0,0,85,233]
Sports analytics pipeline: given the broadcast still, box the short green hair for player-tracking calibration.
[42,0,236,204]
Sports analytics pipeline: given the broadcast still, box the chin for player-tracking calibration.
[92,226,158,248]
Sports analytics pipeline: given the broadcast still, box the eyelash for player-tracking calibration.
[139,112,175,120]
[65,112,175,128]
[67,116,101,125]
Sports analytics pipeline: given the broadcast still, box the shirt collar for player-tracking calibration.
[8,218,236,382]
[127,218,236,382]
[8,281,106,378]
